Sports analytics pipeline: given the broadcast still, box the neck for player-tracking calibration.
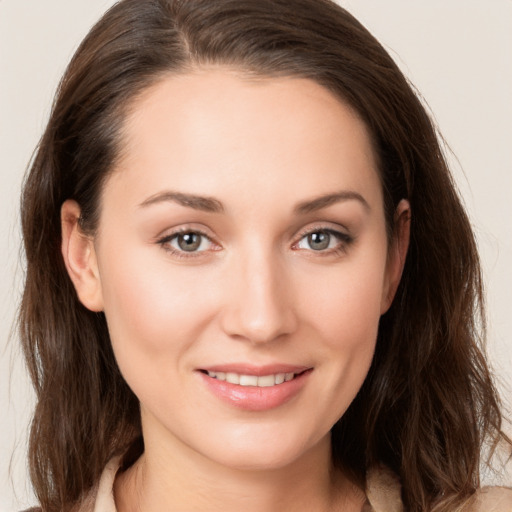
[114,417,365,512]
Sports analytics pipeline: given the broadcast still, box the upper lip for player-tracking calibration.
[198,363,311,376]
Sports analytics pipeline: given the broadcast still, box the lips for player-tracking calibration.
[198,364,312,411]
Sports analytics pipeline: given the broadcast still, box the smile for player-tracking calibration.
[205,371,297,387]
[199,366,312,411]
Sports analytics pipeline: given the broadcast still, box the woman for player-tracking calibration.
[19,0,511,511]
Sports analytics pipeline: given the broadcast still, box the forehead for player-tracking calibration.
[106,68,382,214]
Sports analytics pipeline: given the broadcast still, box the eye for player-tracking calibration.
[295,228,352,253]
[158,230,215,254]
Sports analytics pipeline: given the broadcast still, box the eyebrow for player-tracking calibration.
[138,191,224,213]
[294,191,370,214]
[138,189,369,215]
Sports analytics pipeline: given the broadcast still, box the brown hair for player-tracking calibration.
[19,1,509,510]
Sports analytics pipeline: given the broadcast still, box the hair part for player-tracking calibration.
[19,1,508,511]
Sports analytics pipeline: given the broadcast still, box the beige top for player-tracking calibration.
[72,456,512,512]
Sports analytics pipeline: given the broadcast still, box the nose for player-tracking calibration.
[220,248,298,344]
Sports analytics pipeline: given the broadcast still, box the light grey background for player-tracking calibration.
[1,1,511,509]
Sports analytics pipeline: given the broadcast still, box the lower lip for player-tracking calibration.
[198,370,312,411]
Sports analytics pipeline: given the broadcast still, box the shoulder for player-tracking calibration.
[464,486,512,511]
[47,456,121,512]
[72,456,121,512]
[365,466,512,512]
[365,465,404,512]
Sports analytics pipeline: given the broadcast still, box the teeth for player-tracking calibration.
[239,375,258,386]
[206,371,298,387]
[225,372,240,384]
[257,375,275,387]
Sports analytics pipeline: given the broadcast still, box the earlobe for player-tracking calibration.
[61,200,104,312]
[381,199,411,314]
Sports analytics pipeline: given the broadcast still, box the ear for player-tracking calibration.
[381,199,411,314]
[61,200,104,312]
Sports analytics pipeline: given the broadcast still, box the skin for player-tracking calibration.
[61,69,410,512]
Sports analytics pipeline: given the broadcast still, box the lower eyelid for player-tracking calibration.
[156,227,352,255]
[294,229,353,252]
[173,234,210,251]
[157,230,214,252]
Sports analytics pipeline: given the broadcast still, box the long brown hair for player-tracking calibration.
[19,1,509,510]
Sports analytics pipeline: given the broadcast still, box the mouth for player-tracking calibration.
[199,369,308,388]
[197,365,313,411]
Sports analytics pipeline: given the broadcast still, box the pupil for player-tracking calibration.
[309,232,330,250]
[178,233,201,251]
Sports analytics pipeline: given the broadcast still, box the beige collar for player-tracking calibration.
[79,456,511,512]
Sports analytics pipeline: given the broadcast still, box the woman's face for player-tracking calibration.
[66,70,407,471]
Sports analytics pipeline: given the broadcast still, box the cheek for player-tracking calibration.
[302,250,387,346]
[298,250,387,408]
[97,248,219,383]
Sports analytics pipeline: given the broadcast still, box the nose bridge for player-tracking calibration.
[221,241,296,343]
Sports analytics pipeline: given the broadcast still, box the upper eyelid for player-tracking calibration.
[156,225,215,242]
[161,231,213,244]
[156,228,216,251]
[295,223,351,239]
[154,223,352,248]
[157,230,219,258]
[292,225,354,251]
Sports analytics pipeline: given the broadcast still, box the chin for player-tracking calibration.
[196,426,329,472]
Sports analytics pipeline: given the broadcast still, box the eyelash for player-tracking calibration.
[156,228,217,259]
[293,226,354,257]
[156,226,354,259]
